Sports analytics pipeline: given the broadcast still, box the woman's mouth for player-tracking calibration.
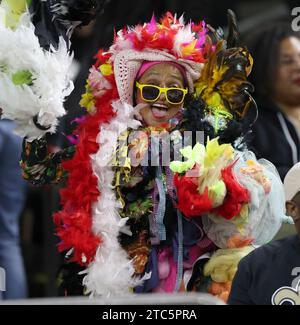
[151,104,168,119]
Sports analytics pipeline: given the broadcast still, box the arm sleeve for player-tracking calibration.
[227,256,254,305]
[20,136,75,186]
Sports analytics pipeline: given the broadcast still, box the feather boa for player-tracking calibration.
[82,100,145,297]
[55,87,145,295]
[0,13,73,140]
[53,79,120,263]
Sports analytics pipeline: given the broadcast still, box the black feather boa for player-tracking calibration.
[179,96,249,149]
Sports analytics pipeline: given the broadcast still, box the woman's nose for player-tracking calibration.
[158,91,167,102]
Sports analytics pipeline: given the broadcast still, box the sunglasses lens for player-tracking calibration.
[167,89,185,104]
[142,86,160,101]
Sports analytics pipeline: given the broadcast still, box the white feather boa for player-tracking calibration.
[82,100,148,297]
[0,13,73,140]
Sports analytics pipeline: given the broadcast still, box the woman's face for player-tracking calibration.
[135,63,186,127]
[273,36,300,106]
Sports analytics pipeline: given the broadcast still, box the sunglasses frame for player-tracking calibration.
[136,82,188,105]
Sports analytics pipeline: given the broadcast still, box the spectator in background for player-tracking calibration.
[228,163,300,305]
[0,119,28,300]
[245,21,300,180]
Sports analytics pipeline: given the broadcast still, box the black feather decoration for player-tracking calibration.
[226,9,240,48]
[29,0,110,50]
[50,0,110,27]
[180,97,249,149]
[57,262,85,296]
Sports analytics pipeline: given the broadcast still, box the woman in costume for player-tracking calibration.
[0,2,288,302]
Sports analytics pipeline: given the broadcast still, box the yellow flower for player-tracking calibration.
[170,142,205,174]
[80,92,95,113]
[99,63,113,76]
[208,180,227,208]
[204,138,234,168]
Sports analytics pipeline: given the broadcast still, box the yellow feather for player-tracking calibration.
[181,40,197,57]
[0,0,28,28]
[194,40,254,118]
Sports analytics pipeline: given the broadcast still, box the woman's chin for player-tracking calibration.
[142,116,168,127]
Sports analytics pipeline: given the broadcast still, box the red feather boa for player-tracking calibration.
[53,55,119,266]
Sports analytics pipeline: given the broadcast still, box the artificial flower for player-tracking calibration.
[170,142,204,174]
[99,63,113,76]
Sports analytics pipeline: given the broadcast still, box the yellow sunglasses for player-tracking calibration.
[136,82,188,105]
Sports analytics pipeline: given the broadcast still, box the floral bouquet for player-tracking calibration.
[170,138,250,220]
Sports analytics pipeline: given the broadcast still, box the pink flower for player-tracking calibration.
[88,66,112,98]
